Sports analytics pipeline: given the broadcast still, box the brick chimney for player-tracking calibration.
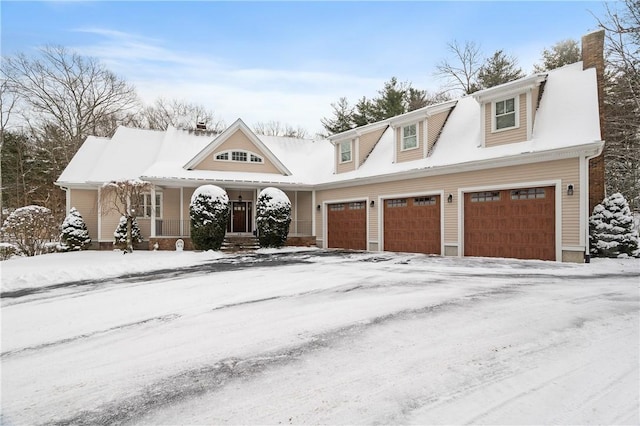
[582,29,606,214]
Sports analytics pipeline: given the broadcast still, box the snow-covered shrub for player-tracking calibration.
[114,216,143,251]
[256,187,291,248]
[59,207,91,251]
[589,193,640,258]
[190,185,229,251]
[1,205,56,257]
[0,242,18,260]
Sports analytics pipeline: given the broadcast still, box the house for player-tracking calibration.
[55,31,605,262]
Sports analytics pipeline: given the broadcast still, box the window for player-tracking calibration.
[232,151,247,162]
[330,204,345,211]
[386,199,407,208]
[511,188,545,200]
[402,124,418,150]
[494,97,517,130]
[349,202,365,210]
[471,191,501,202]
[340,140,352,163]
[414,196,436,206]
[215,150,263,163]
[139,193,162,218]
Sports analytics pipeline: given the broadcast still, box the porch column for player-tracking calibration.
[180,187,184,236]
[150,186,156,237]
[97,187,102,241]
[294,191,298,235]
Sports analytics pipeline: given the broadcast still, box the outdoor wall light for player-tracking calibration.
[370,200,375,207]
[567,184,574,196]
[447,193,453,203]
[238,195,243,202]
[317,204,321,210]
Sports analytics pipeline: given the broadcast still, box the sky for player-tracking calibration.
[1,1,608,136]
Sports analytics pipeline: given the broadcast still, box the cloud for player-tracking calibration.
[70,27,381,134]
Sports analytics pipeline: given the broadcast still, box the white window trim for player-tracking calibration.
[214,150,264,164]
[491,95,520,133]
[401,123,419,151]
[141,192,162,219]
[339,140,353,164]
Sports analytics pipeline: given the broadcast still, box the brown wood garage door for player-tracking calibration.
[327,201,366,250]
[384,195,441,255]
[464,186,555,260]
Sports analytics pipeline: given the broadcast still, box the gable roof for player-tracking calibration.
[184,118,292,176]
[57,62,602,190]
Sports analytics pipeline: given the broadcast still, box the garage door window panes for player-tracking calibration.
[387,199,407,208]
[329,204,345,211]
[349,202,365,210]
[511,188,546,200]
[414,196,436,206]
[471,191,501,202]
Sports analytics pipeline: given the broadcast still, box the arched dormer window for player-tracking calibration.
[215,150,264,164]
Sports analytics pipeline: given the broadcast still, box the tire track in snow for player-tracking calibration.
[1,314,181,359]
[47,282,526,426]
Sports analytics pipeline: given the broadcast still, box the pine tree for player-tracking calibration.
[352,97,376,127]
[372,77,408,120]
[321,97,354,135]
[59,207,91,251]
[114,216,142,251]
[477,50,525,89]
[533,39,581,72]
[589,193,639,258]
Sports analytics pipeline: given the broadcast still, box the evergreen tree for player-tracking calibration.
[589,193,639,258]
[372,77,408,120]
[114,216,142,251]
[189,185,229,251]
[352,97,376,127]
[59,207,91,251]
[321,97,354,135]
[256,187,291,248]
[477,50,525,89]
[533,39,581,72]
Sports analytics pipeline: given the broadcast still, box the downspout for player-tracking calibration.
[583,147,605,263]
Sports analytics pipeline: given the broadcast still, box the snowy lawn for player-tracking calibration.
[1,249,638,425]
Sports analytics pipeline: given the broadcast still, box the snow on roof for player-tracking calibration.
[58,63,600,188]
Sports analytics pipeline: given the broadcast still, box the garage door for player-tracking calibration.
[327,201,366,250]
[464,186,555,260]
[384,195,441,255]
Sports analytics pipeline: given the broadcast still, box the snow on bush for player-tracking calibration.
[256,187,291,248]
[114,216,143,251]
[589,193,640,258]
[190,185,229,251]
[0,242,18,260]
[59,207,91,251]
[1,205,56,257]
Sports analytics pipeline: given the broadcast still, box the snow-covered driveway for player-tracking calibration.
[1,250,638,425]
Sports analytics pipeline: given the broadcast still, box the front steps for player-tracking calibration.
[221,236,260,252]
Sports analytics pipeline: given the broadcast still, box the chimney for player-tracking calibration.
[582,29,606,213]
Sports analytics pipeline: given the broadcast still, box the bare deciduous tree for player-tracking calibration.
[253,121,308,139]
[140,97,225,132]
[99,179,152,253]
[435,40,484,95]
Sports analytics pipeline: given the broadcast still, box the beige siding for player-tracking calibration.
[69,189,99,241]
[101,211,121,242]
[193,129,282,174]
[427,110,450,155]
[336,141,356,174]
[485,94,528,147]
[162,188,181,221]
[396,121,424,163]
[315,157,581,249]
[359,127,387,166]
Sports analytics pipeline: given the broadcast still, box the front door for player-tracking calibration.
[229,201,253,233]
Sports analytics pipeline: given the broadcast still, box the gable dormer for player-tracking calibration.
[388,100,457,163]
[473,74,547,148]
[329,121,389,174]
[184,118,291,175]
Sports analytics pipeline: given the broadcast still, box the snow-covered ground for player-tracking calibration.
[1,249,638,425]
